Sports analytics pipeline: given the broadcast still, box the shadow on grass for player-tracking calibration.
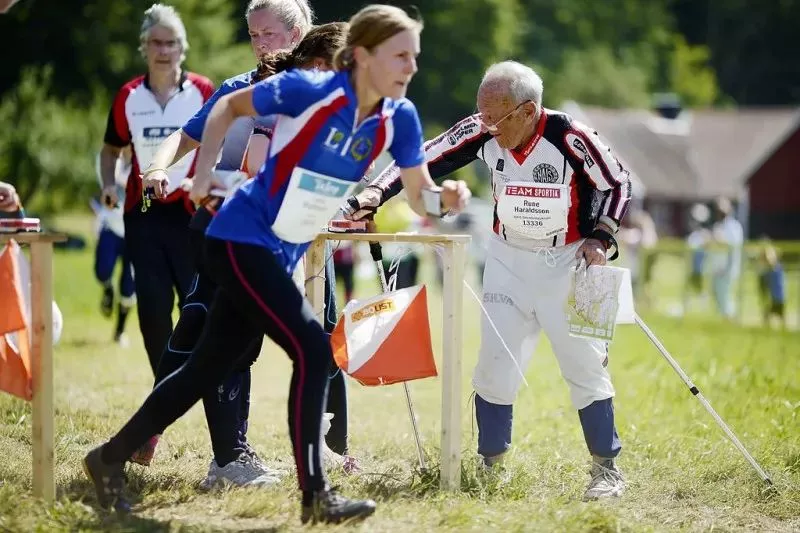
[60,336,109,349]
[54,472,283,532]
[355,452,532,502]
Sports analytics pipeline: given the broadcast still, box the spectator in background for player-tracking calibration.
[92,149,135,345]
[682,202,711,314]
[333,241,358,302]
[758,244,786,329]
[708,197,744,319]
[618,208,658,306]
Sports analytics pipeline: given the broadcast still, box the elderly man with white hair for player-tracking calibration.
[346,60,632,500]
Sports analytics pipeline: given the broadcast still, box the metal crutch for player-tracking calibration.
[369,240,427,471]
[634,313,773,486]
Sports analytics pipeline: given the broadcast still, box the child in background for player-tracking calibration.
[758,245,786,329]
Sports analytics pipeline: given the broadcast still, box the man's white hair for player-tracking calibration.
[481,61,544,105]
[138,4,189,61]
[246,0,314,39]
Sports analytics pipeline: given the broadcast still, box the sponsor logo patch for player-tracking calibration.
[447,121,479,146]
[352,298,395,322]
[350,136,373,161]
[532,163,559,183]
[567,133,596,168]
[482,292,514,306]
[143,126,179,138]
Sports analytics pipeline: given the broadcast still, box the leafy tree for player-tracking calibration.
[0,68,105,212]
[541,47,651,108]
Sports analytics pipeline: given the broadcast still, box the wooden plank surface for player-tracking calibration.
[0,232,67,244]
[316,232,471,244]
[30,242,55,502]
[439,240,467,491]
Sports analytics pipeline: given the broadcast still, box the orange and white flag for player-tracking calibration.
[331,285,437,386]
[0,240,32,401]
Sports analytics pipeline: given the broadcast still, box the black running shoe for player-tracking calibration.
[100,286,114,317]
[82,445,131,512]
[301,487,376,524]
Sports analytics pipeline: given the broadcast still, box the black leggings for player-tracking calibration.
[124,202,195,374]
[104,237,334,492]
[153,223,349,464]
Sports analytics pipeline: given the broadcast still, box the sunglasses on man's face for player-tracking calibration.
[478,100,534,133]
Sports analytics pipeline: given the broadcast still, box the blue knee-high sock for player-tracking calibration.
[578,398,622,458]
[475,393,512,458]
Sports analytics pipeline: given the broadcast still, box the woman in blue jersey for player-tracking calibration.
[135,24,356,495]
[139,13,355,485]
[83,5,470,523]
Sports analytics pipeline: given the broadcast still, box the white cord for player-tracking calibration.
[429,244,529,388]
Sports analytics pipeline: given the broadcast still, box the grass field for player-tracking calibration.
[0,214,798,532]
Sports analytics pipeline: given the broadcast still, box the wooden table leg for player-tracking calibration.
[30,242,55,502]
[305,238,327,325]
[439,240,466,491]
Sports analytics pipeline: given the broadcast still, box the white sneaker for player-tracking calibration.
[583,457,625,501]
[242,444,289,478]
[199,453,282,490]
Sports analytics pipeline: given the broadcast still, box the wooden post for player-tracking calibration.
[1,232,65,503]
[439,239,466,491]
[304,232,470,490]
[30,242,55,502]
[305,237,327,325]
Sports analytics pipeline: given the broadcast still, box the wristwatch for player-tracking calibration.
[590,228,619,261]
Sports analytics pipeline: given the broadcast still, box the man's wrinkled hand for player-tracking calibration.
[441,179,471,214]
[575,238,607,267]
[343,186,382,221]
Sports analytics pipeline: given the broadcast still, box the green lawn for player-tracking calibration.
[0,214,798,532]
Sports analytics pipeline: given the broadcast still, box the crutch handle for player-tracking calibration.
[369,241,383,262]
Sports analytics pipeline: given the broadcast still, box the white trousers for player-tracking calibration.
[472,236,615,409]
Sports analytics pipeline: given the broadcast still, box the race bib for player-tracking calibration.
[496,181,569,239]
[271,167,357,244]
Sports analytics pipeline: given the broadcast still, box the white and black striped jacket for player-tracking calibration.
[370,109,632,249]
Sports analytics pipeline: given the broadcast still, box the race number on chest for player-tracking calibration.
[271,167,357,244]
[496,181,569,239]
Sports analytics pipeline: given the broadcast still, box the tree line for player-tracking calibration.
[0,0,797,211]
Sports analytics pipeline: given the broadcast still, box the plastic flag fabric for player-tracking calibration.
[0,240,32,400]
[331,285,437,386]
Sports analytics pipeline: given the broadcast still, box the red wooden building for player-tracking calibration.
[747,125,800,239]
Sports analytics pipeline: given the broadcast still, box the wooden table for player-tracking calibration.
[0,232,66,502]
[306,232,469,491]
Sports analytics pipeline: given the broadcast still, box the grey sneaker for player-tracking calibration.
[242,444,289,478]
[583,457,625,501]
[477,453,511,485]
[199,453,282,490]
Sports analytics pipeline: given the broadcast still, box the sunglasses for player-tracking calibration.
[478,100,534,133]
